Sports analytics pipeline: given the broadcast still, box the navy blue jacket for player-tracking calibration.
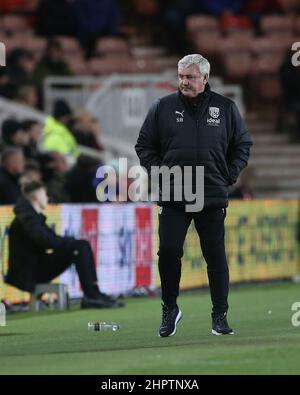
[6,198,73,292]
[135,85,252,209]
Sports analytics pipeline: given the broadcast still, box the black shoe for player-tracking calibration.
[159,304,182,337]
[81,294,125,309]
[98,292,122,303]
[211,312,234,335]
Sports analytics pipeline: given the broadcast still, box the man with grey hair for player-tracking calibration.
[136,54,252,337]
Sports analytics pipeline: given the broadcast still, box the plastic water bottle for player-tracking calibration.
[87,321,120,331]
[0,302,6,327]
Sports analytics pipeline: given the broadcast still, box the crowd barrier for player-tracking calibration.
[0,200,299,303]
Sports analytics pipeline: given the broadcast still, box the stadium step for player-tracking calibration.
[243,109,300,198]
[251,145,300,155]
[255,190,300,198]
[247,123,277,134]
[253,168,300,177]
[249,157,300,166]
[250,178,300,188]
[251,134,290,145]
[132,46,167,58]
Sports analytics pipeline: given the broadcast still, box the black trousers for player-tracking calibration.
[158,206,229,316]
[37,239,100,298]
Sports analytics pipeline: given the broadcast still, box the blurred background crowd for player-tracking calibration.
[1,0,300,205]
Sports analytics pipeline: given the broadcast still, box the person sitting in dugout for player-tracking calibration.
[5,181,123,309]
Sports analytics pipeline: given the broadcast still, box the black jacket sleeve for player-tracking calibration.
[15,206,69,250]
[226,102,253,185]
[135,100,162,174]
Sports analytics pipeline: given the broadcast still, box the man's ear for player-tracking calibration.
[203,74,209,85]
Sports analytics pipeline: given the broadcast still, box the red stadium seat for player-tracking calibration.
[293,15,300,35]
[88,57,131,75]
[220,14,254,37]
[260,15,294,37]
[65,55,87,75]
[220,37,252,78]
[55,36,82,57]
[251,54,283,100]
[186,15,221,57]
[249,35,293,100]
[186,15,219,35]
[131,58,162,73]
[193,31,222,57]
[2,14,30,34]
[252,74,282,100]
[94,37,131,58]
[88,56,162,75]
[251,37,292,60]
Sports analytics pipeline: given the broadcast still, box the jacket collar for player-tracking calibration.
[14,197,46,221]
[177,83,211,117]
[0,166,20,182]
[177,82,211,99]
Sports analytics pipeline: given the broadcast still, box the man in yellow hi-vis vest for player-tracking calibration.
[42,100,80,166]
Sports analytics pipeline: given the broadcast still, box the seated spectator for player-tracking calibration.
[33,38,71,84]
[42,151,70,203]
[30,151,69,195]
[7,49,35,87]
[36,0,76,37]
[65,155,101,203]
[94,158,130,203]
[0,119,29,151]
[0,147,25,205]
[73,111,104,151]
[197,0,242,16]
[21,119,42,159]
[19,161,43,187]
[18,120,68,202]
[72,0,121,56]
[0,68,11,98]
[41,99,80,166]
[32,39,72,107]
[128,0,162,51]
[5,181,123,308]
[15,83,39,109]
[0,70,18,100]
[159,0,197,54]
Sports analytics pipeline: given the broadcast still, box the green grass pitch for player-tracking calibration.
[1,282,300,375]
